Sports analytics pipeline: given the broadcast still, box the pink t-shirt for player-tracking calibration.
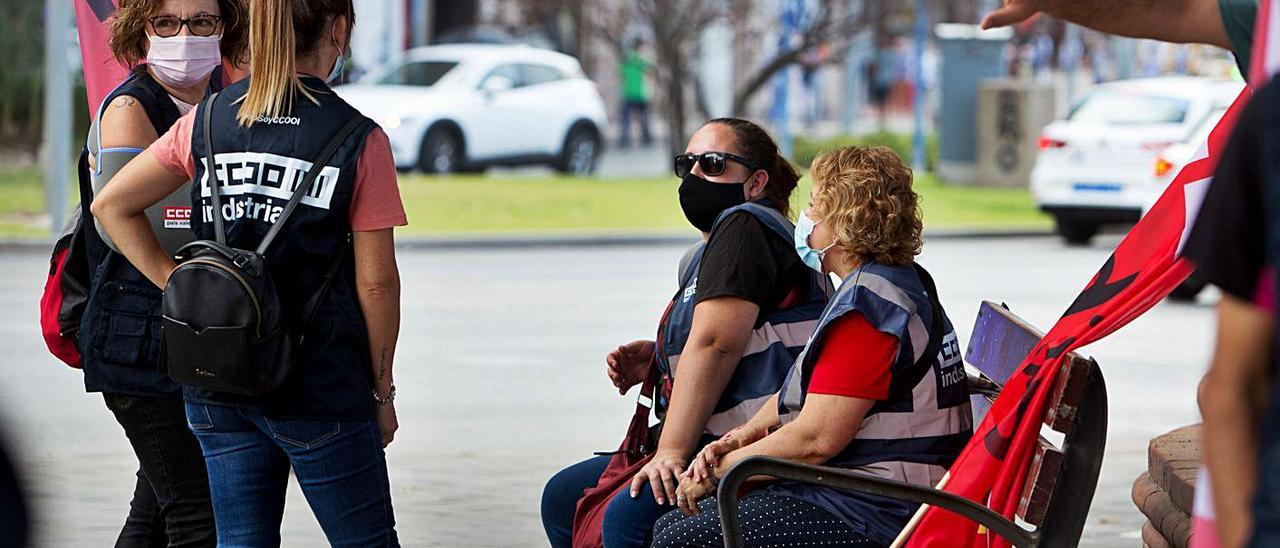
[150,110,408,232]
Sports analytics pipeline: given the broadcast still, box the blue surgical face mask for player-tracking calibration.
[327,25,347,84]
[327,48,345,83]
[794,210,835,273]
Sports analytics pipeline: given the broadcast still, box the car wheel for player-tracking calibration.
[1055,217,1098,246]
[556,127,600,176]
[419,128,461,175]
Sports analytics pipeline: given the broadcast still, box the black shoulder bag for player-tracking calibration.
[162,93,364,396]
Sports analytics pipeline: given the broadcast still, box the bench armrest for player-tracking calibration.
[715,456,1035,548]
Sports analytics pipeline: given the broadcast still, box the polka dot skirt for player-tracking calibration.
[650,494,880,547]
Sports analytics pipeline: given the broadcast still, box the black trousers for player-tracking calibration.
[103,394,215,548]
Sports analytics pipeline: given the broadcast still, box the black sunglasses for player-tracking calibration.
[149,14,223,38]
[674,152,759,178]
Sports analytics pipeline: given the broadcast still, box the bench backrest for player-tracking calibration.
[964,301,1108,547]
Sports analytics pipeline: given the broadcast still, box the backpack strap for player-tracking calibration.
[256,115,366,256]
[200,93,226,245]
[296,233,351,345]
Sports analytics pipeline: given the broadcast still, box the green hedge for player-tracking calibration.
[792,132,938,172]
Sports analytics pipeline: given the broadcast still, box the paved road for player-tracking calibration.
[0,235,1212,546]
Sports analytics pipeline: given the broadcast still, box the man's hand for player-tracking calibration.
[980,0,1233,50]
[607,339,655,394]
[689,425,768,483]
[675,470,716,516]
[630,450,687,505]
[981,0,1046,29]
[377,402,398,448]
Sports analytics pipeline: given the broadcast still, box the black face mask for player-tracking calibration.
[679,173,748,232]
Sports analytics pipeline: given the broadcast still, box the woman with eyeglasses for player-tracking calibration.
[76,1,245,545]
[540,118,828,547]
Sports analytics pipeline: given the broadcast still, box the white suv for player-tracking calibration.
[336,44,610,175]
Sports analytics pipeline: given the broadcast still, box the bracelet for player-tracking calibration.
[372,385,396,405]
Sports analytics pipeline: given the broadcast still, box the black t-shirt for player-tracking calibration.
[695,209,810,325]
[1182,80,1277,301]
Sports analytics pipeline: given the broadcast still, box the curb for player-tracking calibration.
[0,228,1055,253]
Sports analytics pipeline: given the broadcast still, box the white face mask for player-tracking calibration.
[147,35,222,88]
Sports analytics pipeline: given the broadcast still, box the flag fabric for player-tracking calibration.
[905,42,1259,548]
[74,0,129,115]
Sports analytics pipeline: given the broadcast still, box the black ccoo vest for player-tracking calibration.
[186,75,379,420]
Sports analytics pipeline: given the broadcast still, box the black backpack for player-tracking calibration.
[162,93,364,396]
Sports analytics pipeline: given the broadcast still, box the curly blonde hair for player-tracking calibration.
[809,146,922,267]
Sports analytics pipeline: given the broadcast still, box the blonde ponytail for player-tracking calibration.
[234,0,354,127]
[237,0,300,126]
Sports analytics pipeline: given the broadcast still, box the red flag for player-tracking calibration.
[74,0,129,115]
[905,87,1252,548]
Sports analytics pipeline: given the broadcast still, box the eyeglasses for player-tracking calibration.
[149,14,223,38]
[673,152,759,178]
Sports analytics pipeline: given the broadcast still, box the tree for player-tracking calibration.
[729,0,871,116]
[0,0,47,157]
[587,0,726,157]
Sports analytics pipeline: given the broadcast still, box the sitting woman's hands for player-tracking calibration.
[606,340,655,394]
[630,451,688,505]
[675,469,716,516]
[689,424,768,483]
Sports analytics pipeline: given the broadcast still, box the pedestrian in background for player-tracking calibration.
[92,0,406,544]
[619,38,654,149]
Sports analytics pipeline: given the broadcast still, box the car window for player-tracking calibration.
[520,63,565,87]
[1067,91,1190,125]
[481,64,524,88]
[378,61,458,87]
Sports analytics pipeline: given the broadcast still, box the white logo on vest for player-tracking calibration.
[254,115,301,126]
[199,152,341,223]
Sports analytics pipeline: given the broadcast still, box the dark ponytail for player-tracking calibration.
[238,0,355,126]
[705,118,801,218]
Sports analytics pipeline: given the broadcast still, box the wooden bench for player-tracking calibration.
[717,301,1108,548]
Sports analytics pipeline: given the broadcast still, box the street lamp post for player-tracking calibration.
[44,0,73,234]
[911,0,928,173]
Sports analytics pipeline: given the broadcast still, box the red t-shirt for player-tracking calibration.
[149,110,408,232]
[806,311,898,400]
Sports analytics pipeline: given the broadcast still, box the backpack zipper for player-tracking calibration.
[180,258,263,338]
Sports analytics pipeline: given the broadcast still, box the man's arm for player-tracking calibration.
[982,0,1233,50]
[1201,293,1273,548]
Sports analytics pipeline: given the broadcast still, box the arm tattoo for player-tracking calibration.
[378,347,389,380]
[113,96,137,109]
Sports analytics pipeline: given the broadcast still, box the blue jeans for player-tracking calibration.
[184,403,398,547]
[541,455,673,548]
[618,100,652,148]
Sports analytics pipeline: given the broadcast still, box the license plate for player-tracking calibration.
[1073,183,1122,193]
